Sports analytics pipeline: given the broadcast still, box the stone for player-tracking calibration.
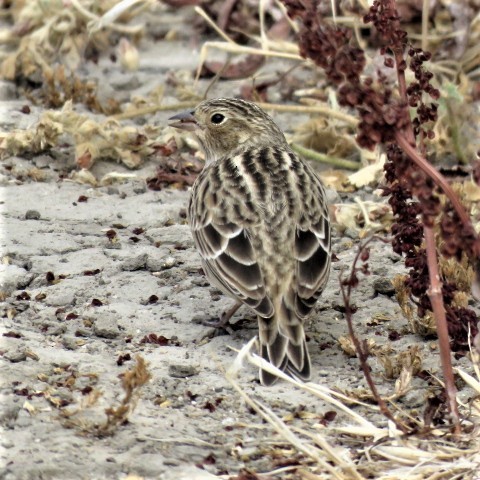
[168,364,198,378]
[121,253,148,271]
[373,277,395,296]
[4,349,27,363]
[25,210,41,220]
[93,314,120,339]
[62,336,78,350]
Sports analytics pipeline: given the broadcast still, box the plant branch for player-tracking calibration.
[341,238,409,434]
[388,3,463,432]
[395,131,473,229]
[424,226,461,434]
[291,143,360,170]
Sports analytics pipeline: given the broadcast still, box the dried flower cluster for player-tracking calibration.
[282,0,479,349]
[283,0,410,149]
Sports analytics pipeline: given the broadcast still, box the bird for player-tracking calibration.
[169,98,331,385]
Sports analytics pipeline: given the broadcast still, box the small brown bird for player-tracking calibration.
[169,98,331,385]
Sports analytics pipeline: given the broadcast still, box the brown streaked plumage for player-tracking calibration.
[169,98,331,385]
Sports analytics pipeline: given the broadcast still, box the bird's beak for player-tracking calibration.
[168,110,198,131]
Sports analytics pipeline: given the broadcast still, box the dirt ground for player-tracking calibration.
[1,4,479,480]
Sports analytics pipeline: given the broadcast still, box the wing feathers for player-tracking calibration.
[200,224,227,258]
[245,295,274,317]
[215,253,262,294]
[295,217,331,310]
[295,229,319,261]
[298,245,329,290]
[214,222,242,237]
[194,216,273,316]
[286,340,311,380]
[225,231,256,264]
[260,341,289,386]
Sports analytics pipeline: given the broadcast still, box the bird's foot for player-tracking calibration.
[201,302,242,329]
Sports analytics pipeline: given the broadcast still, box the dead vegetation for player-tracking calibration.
[1,0,480,478]
[229,338,480,480]
[61,355,151,437]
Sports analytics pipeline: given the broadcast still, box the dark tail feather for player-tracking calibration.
[260,342,288,386]
[258,312,311,385]
[258,332,311,385]
[259,333,288,386]
[286,339,311,381]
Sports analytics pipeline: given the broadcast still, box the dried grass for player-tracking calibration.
[0,0,151,81]
[0,100,161,169]
[192,4,359,129]
[225,339,480,480]
[62,355,151,437]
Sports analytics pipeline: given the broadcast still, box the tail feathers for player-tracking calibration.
[258,316,311,386]
[286,339,311,380]
[260,341,288,386]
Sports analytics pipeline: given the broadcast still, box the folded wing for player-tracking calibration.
[189,172,274,318]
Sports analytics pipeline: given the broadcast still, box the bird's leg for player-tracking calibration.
[203,302,242,328]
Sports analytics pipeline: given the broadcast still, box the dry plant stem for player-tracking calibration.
[389,8,464,432]
[421,0,429,52]
[257,102,358,126]
[195,41,302,83]
[341,238,408,434]
[424,225,461,434]
[291,143,360,170]
[395,132,472,228]
[110,101,198,121]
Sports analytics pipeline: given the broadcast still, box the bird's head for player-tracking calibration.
[168,98,287,160]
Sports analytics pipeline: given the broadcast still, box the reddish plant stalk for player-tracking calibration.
[395,132,474,229]
[341,239,408,433]
[378,0,462,428]
[424,225,461,433]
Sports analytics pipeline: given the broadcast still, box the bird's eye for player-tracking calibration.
[210,113,225,124]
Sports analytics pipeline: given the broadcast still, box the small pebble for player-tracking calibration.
[1,439,14,449]
[14,410,32,427]
[373,277,395,296]
[325,187,340,204]
[0,404,20,428]
[4,349,27,363]
[45,291,75,307]
[62,335,78,350]
[46,324,67,336]
[191,278,209,287]
[162,256,176,269]
[33,155,50,169]
[104,240,122,250]
[168,364,198,378]
[25,210,40,220]
[121,253,148,271]
[133,185,146,194]
[343,227,358,239]
[93,315,120,339]
[75,328,91,337]
[9,301,29,313]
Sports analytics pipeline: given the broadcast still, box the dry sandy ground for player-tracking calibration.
[0,162,417,480]
[0,9,478,480]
